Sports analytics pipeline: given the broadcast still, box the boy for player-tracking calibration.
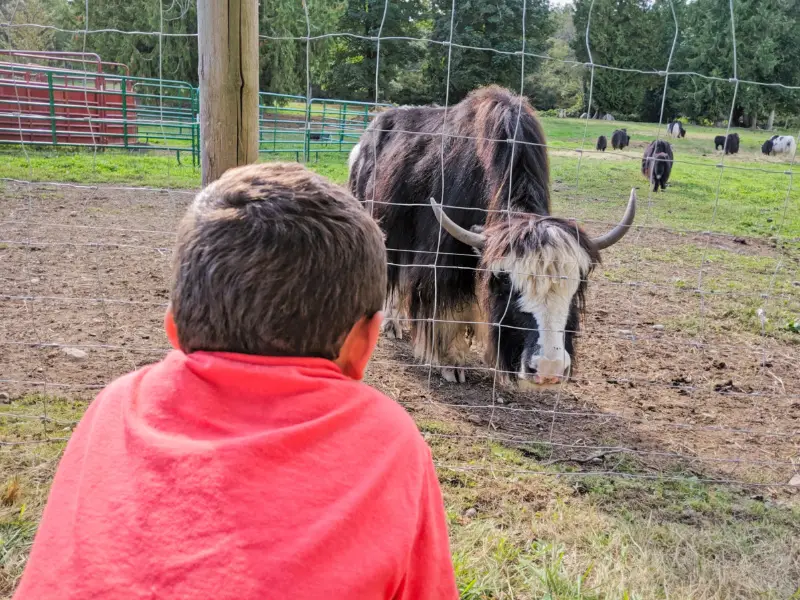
[14,163,459,599]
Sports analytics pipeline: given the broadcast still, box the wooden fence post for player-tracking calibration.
[197,0,259,186]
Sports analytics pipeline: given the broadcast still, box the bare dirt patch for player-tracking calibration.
[1,182,798,489]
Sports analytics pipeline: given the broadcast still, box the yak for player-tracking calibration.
[724,133,740,155]
[348,86,636,387]
[596,135,607,152]
[642,140,674,192]
[667,121,686,138]
[611,128,630,150]
[715,133,739,154]
[770,135,796,156]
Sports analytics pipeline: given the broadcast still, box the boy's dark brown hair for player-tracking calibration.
[171,162,387,360]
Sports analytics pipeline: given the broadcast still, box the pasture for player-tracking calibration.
[1,117,798,599]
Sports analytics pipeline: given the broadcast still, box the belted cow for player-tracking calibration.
[348,86,636,387]
[667,121,686,138]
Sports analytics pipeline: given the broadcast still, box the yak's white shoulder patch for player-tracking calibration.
[348,143,361,172]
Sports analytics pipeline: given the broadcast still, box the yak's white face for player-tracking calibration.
[488,225,592,386]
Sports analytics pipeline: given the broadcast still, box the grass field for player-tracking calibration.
[3,117,799,241]
[1,117,799,599]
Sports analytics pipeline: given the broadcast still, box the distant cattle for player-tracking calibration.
[611,129,630,150]
[667,121,686,138]
[715,133,739,154]
[604,114,615,121]
[596,135,607,152]
[309,132,332,143]
[642,140,674,192]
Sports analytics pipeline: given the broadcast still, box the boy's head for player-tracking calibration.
[166,162,387,379]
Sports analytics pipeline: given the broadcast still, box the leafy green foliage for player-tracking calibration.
[424,0,553,104]
[674,0,798,126]
[51,0,197,84]
[260,0,343,97]
[572,0,681,120]
[525,8,584,114]
[321,0,426,102]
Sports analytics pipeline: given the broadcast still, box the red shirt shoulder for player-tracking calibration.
[14,351,458,599]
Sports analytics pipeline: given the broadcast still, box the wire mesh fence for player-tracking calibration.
[1,0,799,511]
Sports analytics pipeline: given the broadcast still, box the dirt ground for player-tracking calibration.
[1,181,798,488]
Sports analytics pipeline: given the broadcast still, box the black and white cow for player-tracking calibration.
[348,85,636,387]
[667,121,686,138]
[770,135,796,156]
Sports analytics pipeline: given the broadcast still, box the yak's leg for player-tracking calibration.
[412,305,475,384]
[381,287,404,340]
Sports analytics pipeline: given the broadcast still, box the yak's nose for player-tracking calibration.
[527,357,570,386]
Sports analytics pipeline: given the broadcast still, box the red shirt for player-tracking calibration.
[14,351,458,599]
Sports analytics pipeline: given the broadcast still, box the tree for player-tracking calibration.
[424,0,553,104]
[260,0,344,98]
[572,0,681,120]
[0,0,57,51]
[53,0,198,85]
[320,0,426,102]
[525,7,583,113]
[674,0,796,127]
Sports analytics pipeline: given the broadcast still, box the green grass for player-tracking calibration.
[2,405,797,599]
[0,397,86,597]
[419,419,800,599]
[601,242,800,341]
[3,117,798,243]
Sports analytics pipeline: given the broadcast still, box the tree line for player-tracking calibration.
[2,0,799,127]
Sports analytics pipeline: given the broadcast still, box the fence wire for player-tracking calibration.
[0,1,798,492]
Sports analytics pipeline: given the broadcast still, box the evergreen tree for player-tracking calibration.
[53,0,198,85]
[675,0,795,127]
[424,0,553,104]
[525,7,583,113]
[572,0,681,119]
[321,0,426,102]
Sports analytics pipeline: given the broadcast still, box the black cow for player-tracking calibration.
[611,129,630,150]
[596,135,607,152]
[309,132,332,143]
[724,133,740,155]
[714,135,726,150]
[642,140,674,192]
[348,85,636,387]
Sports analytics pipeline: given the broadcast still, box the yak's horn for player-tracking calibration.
[591,188,637,250]
[429,198,486,250]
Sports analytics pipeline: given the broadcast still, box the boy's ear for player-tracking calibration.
[164,306,181,350]
[334,312,383,381]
